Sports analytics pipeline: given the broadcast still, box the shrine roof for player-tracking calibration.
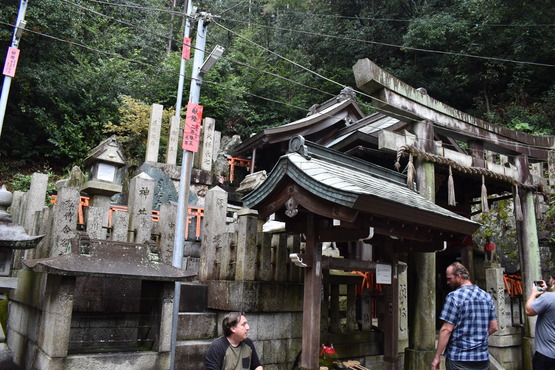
[231,88,364,157]
[243,136,479,238]
[23,235,196,281]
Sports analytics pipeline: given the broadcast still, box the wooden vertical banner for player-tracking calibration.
[182,36,191,60]
[182,103,203,152]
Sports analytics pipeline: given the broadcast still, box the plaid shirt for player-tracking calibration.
[440,285,497,362]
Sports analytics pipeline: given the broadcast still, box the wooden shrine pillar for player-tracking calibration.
[301,214,322,370]
[383,240,400,370]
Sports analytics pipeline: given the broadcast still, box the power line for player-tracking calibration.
[219,17,555,68]
[3,19,548,155]
[67,0,555,140]
[0,19,308,119]
[60,1,334,100]
[61,0,176,45]
[3,6,552,155]
[211,21,555,151]
[220,56,335,98]
[78,0,555,68]
[220,0,251,15]
[277,9,555,28]
[212,19,349,89]
[83,0,180,15]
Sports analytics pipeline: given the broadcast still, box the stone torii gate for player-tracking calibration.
[353,58,553,370]
[242,137,480,370]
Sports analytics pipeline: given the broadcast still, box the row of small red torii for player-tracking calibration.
[51,195,204,239]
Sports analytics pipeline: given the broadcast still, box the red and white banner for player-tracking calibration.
[182,103,203,152]
[182,37,191,60]
[3,47,20,77]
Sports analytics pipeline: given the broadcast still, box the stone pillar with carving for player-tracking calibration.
[486,267,523,370]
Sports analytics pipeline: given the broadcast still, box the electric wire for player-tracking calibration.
[274,9,555,28]
[75,1,555,68]
[4,5,554,156]
[219,0,251,16]
[220,56,335,98]
[60,0,555,110]
[62,0,179,46]
[84,0,180,15]
[60,0,332,99]
[61,2,339,102]
[211,19,349,89]
[219,16,555,68]
[0,20,307,125]
[85,0,555,28]
[2,17,550,156]
[208,18,555,149]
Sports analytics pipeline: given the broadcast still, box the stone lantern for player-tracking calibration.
[81,136,126,239]
[0,185,44,279]
[81,135,126,199]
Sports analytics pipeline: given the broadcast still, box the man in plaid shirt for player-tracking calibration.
[431,262,498,370]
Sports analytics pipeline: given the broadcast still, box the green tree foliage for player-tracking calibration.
[1,0,175,165]
[400,0,555,130]
[103,96,175,167]
[1,0,554,170]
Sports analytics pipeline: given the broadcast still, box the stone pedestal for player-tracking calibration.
[404,348,439,370]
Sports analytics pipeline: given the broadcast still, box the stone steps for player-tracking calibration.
[174,282,216,370]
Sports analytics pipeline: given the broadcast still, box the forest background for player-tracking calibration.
[0,0,554,185]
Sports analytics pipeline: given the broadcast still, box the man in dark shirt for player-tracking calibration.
[205,312,263,370]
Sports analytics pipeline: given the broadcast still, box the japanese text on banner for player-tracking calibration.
[182,103,203,152]
[3,47,20,77]
[182,37,191,60]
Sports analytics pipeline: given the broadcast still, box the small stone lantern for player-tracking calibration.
[81,135,126,197]
[0,185,44,278]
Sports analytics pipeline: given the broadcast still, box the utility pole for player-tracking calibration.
[0,0,28,138]
[169,8,223,370]
[169,1,194,368]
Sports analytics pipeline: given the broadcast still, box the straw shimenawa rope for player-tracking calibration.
[395,145,542,217]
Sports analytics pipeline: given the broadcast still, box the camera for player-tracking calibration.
[534,281,544,292]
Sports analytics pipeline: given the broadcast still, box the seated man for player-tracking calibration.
[205,312,263,370]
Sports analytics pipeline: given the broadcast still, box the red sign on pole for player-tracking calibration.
[182,103,203,152]
[3,47,20,77]
[182,37,191,60]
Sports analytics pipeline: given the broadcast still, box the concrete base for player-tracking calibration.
[521,337,535,370]
[489,345,522,370]
[177,312,217,340]
[207,280,304,312]
[175,339,212,370]
[489,333,522,370]
[404,348,438,370]
[0,343,15,369]
[59,351,169,370]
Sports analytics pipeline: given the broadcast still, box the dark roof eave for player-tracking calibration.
[22,238,197,281]
[231,100,365,157]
